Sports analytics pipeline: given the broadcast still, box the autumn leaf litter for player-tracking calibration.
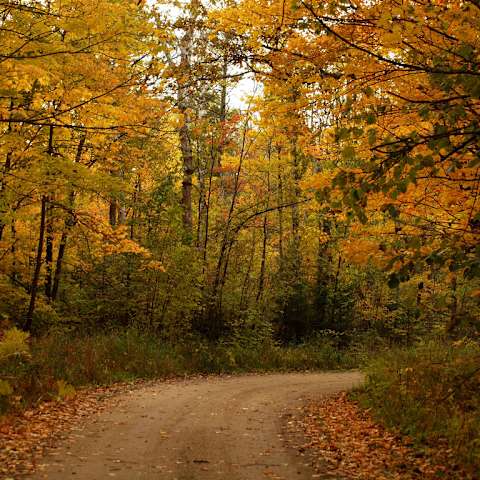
[289,392,475,480]
[0,378,173,479]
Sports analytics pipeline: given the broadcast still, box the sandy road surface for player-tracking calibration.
[28,372,363,480]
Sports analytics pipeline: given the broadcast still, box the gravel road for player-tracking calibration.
[28,372,363,480]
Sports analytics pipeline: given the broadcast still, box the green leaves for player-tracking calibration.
[290,0,300,10]
[367,128,377,146]
[420,155,434,168]
[382,203,399,218]
[0,379,13,396]
[387,273,400,289]
[342,145,356,162]
[336,127,351,142]
[363,86,374,97]
[387,263,413,289]
[365,112,376,125]
[458,44,474,61]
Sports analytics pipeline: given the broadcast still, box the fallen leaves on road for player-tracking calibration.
[0,381,147,478]
[0,373,236,478]
[294,393,473,480]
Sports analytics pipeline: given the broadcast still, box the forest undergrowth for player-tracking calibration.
[0,328,360,415]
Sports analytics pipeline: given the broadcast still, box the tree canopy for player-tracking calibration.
[0,0,478,341]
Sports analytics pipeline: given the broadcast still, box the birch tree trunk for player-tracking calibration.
[178,14,195,239]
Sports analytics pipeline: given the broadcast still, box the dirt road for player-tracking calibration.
[28,372,363,480]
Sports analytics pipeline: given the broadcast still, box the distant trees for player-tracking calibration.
[0,0,477,341]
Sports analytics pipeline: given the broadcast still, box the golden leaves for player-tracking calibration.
[300,392,466,479]
[0,328,30,363]
[300,171,335,191]
[340,237,385,267]
[142,260,166,272]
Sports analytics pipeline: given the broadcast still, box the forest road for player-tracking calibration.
[28,371,363,480]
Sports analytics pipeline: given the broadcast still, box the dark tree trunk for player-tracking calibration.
[276,152,284,266]
[256,213,268,303]
[44,201,54,299]
[447,275,459,334]
[203,153,215,266]
[24,196,47,331]
[0,151,11,242]
[51,134,85,301]
[109,198,118,227]
[290,136,302,269]
[256,143,271,303]
[51,229,67,302]
[10,221,17,283]
[179,120,194,237]
[212,118,248,301]
[0,100,14,242]
[44,126,55,300]
[240,230,256,310]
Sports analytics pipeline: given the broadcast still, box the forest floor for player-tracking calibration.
[2,371,466,480]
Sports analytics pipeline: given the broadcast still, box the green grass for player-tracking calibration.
[1,329,359,414]
[354,339,480,477]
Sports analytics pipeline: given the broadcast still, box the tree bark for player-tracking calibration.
[290,135,302,268]
[10,221,17,283]
[0,100,14,242]
[44,126,55,300]
[240,230,256,310]
[196,138,206,249]
[257,143,271,303]
[180,122,194,237]
[202,152,215,266]
[212,116,248,300]
[177,12,195,239]
[130,175,140,241]
[51,134,85,301]
[118,205,127,225]
[109,198,117,227]
[0,152,12,242]
[24,196,47,331]
[276,149,284,266]
[256,213,268,303]
[44,200,54,299]
[447,275,459,334]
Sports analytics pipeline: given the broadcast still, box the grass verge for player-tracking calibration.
[1,329,359,415]
[354,339,480,477]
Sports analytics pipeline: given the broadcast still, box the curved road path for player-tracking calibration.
[29,372,363,480]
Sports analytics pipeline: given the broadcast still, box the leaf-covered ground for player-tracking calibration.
[293,393,473,480]
[0,373,271,478]
[0,381,153,478]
